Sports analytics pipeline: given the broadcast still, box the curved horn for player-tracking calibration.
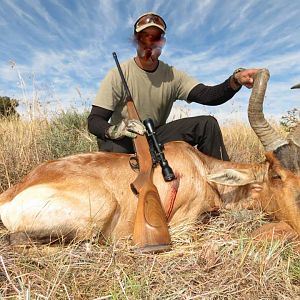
[291,83,300,89]
[248,69,288,151]
[287,86,300,145]
[287,123,300,147]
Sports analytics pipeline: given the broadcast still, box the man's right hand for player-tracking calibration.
[105,119,146,140]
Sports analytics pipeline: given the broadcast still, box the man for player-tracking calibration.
[88,12,258,160]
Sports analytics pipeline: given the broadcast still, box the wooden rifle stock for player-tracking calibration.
[113,52,171,253]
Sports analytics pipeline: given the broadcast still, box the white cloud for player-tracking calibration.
[0,0,299,121]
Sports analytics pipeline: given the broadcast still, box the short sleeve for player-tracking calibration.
[173,68,199,100]
[93,68,124,110]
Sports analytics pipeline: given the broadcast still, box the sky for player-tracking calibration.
[0,0,299,123]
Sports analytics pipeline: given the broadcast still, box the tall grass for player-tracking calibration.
[223,121,265,163]
[0,110,266,191]
[0,111,300,299]
[0,110,97,192]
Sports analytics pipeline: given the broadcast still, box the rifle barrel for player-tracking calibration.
[112,52,133,101]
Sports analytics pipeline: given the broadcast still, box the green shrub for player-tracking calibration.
[42,109,97,159]
[0,96,19,118]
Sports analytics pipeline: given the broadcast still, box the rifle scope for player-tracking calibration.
[143,118,176,182]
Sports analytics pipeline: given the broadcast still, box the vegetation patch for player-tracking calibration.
[0,110,300,299]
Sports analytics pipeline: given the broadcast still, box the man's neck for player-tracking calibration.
[134,56,159,72]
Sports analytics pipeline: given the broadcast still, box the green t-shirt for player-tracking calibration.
[94,58,199,127]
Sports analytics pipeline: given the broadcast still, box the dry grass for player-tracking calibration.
[1,211,300,299]
[0,117,49,191]
[223,120,288,164]
[0,111,96,192]
[1,115,300,299]
[222,122,265,163]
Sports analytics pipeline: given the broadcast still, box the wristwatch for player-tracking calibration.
[232,68,246,86]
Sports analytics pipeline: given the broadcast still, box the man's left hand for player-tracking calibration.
[233,68,260,89]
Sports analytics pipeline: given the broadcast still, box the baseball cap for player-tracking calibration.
[134,12,167,33]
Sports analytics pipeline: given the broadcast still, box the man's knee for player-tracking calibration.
[195,115,219,128]
[192,116,222,135]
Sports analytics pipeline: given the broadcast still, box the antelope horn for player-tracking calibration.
[287,123,300,147]
[291,83,300,89]
[287,83,300,146]
[248,68,288,151]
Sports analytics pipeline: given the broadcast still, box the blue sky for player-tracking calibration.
[0,0,299,123]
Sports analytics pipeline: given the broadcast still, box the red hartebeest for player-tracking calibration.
[0,69,300,245]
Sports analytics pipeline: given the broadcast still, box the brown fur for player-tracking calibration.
[1,141,299,245]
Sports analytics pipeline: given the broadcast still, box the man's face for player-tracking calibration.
[135,27,166,62]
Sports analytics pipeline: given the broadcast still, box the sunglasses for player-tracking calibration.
[135,14,167,33]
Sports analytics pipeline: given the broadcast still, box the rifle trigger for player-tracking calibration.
[129,155,139,172]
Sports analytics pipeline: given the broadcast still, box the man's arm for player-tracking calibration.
[187,77,241,106]
[187,68,260,105]
[87,105,113,140]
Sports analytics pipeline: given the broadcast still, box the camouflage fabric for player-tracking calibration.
[105,119,146,140]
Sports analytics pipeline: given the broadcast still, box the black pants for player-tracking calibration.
[97,116,229,160]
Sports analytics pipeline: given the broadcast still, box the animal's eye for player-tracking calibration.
[271,174,282,180]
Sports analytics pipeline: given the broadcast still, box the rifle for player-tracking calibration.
[112,52,171,253]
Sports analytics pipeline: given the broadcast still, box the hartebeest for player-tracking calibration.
[0,69,300,245]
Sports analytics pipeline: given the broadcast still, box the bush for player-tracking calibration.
[280,108,299,132]
[43,109,97,159]
[0,96,19,118]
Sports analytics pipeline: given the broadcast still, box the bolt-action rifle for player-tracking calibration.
[112,52,171,253]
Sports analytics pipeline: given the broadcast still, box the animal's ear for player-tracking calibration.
[206,169,256,186]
